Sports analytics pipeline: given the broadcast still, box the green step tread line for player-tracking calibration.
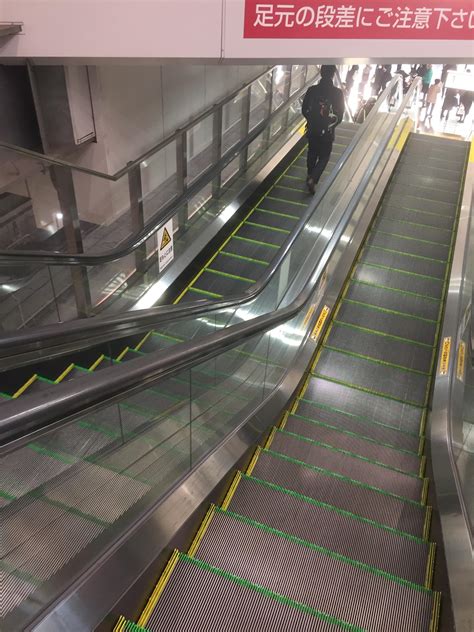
[231,234,280,249]
[216,507,431,593]
[262,449,426,507]
[312,371,426,409]
[375,215,453,234]
[331,319,433,349]
[240,473,427,543]
[276,428,422,479]
[288,411,420,457]
[358,261,444,283]
[219,250,269,266]
[254,206,299,220]
[374,229,451,251]
[322,343,430,377]
[296,396,423,440]
[187,286,223,298]
[203,267,256,284]
[366,243,448,265]
[350,278,440,303]
[0,560,41,588]
[381,202,457,220]
[341,297,437,324]
[245,220,291,234]
[180,554,365,632]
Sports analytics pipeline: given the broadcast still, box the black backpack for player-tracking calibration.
[307,95,336,136]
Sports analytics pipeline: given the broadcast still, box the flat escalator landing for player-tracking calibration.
[129,133,468,631]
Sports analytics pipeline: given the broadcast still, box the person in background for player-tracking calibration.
[358,64,371,97]
[395,64,409,93]
[441,89,458,121]
[380,65,392,94]
[426,79,443,118]
[441,64,456,95]
[372,65,384,96]
[302,65,345,194]
[459,91,473,122]
[421,64,433,105]
[344,65,359,96]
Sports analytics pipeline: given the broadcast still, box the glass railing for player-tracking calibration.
[0,77,419,631]
[0,65,321,332]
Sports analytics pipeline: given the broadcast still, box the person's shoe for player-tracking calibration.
[306,176,315,194]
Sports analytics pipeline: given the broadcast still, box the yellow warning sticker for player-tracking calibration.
[303,304,316,327]
[439,336,451,376]
[311,305,330,342]
[456,341,466,382]
[160,227,171,250]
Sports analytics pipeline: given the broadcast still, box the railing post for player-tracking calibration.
[263,68,276,145]
[239,86,252,173]
[127,162,147,273]
[212,105,223,197]
[50,165,92,319]
[176,130,188,231]
[282,65,292,129]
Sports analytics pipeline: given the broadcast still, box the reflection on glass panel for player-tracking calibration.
[250,76,270,131]
[222,93,245,154]
[248,134,264,163]
[221,157,240,186]
[187,114,214,185]
[306,65,320,82]
[188,182,213,220]
[458,373,474,533]
[140,140,178,223]
[272,65,291,112]
[290,65,306,95]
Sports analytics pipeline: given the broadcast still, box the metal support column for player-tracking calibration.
[239,86,252,173]
[127,162,146,273]
[176,130,188,231]
[211,105,223,197]
[50,165,92,319]
[263,68,276,146]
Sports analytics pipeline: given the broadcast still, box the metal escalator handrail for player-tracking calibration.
[0,66,275,182]
[0,77,403,361]
[0,77,419,449]
[0,71,316,267]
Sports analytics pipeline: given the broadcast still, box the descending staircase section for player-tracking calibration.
[121,134,468,631]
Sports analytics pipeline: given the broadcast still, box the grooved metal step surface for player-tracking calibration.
[193,510,436,632]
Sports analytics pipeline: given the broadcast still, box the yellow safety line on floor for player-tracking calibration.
[54,363,75,384]
[425,541,437,589]
[135,330,153,352]
[221,472,242,510]
[423,506,433,541]
[246,447,262,476]
[188,505,216,556]
[264,427,277,449]
[89,354,105,371]
[113,615,127,632]
[137,549,180,627]
[13,374,38,398]
[116,346,129,362]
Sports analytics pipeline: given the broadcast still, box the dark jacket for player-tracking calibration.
[302,80,345,139]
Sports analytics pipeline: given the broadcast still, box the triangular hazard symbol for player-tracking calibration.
[160,227,171,250]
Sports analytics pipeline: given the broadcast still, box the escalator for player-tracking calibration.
[116,133,469,631]
[0,123,357,404]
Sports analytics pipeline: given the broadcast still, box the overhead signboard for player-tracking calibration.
[244,0,474,39]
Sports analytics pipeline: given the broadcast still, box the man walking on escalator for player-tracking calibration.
[302,65,345,194]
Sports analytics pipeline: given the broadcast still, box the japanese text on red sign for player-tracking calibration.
[244,1,474,39]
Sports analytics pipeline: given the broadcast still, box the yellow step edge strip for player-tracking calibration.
[116,346,130,362]
[137,549,180,627]
[469,138,474,163]
[429,590,442,632]
[418,435,426,457]
[290,399,299,414]
[395,118,414,153]
[221,472,242,510]
[419,410,428,437]
[278,410,290,430]
[423,505,433,541]
[113,615,127,632]
[13,374,38,398]
[264,427,277,450]
[89,354,105,371]
[425,541,437,589]
[421,477,430,505]
[54,363,75,384]
[188,504,216,557]
[419,455,427,478]
[135,330,153,352]
[246,447,262,476]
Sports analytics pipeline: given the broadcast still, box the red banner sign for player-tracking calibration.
[244,0,474,39]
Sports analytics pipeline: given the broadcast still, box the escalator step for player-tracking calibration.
[269,429,426,502]
[378,203,455,231]
[334,299,437,347]
[283,414,422,475]
[146,553,355,632]
[382,190,457,216]
[393,169,463,193]
[345,280,440,323]
[226,475,432,585]
[270,184,310,205]
[314,347,430,407]
[257,195,306,217]
[208,252,265,281]
[224,236,278,263]
[361,244,447,280]
[191,269,253,297]
[325,321,433,375]
[251,208,300,231]
[293,398,421,454]
[234,222,288,247]
[353,262,444,301]
[192,510,438,632]
[372,217,452,253]
[388,181,459,205]
[301,376,424,436]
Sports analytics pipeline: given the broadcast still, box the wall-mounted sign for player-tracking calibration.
[158,220,174,272]
[244,0,474,39]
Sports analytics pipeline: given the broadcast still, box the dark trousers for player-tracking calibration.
[306,134,333,184]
